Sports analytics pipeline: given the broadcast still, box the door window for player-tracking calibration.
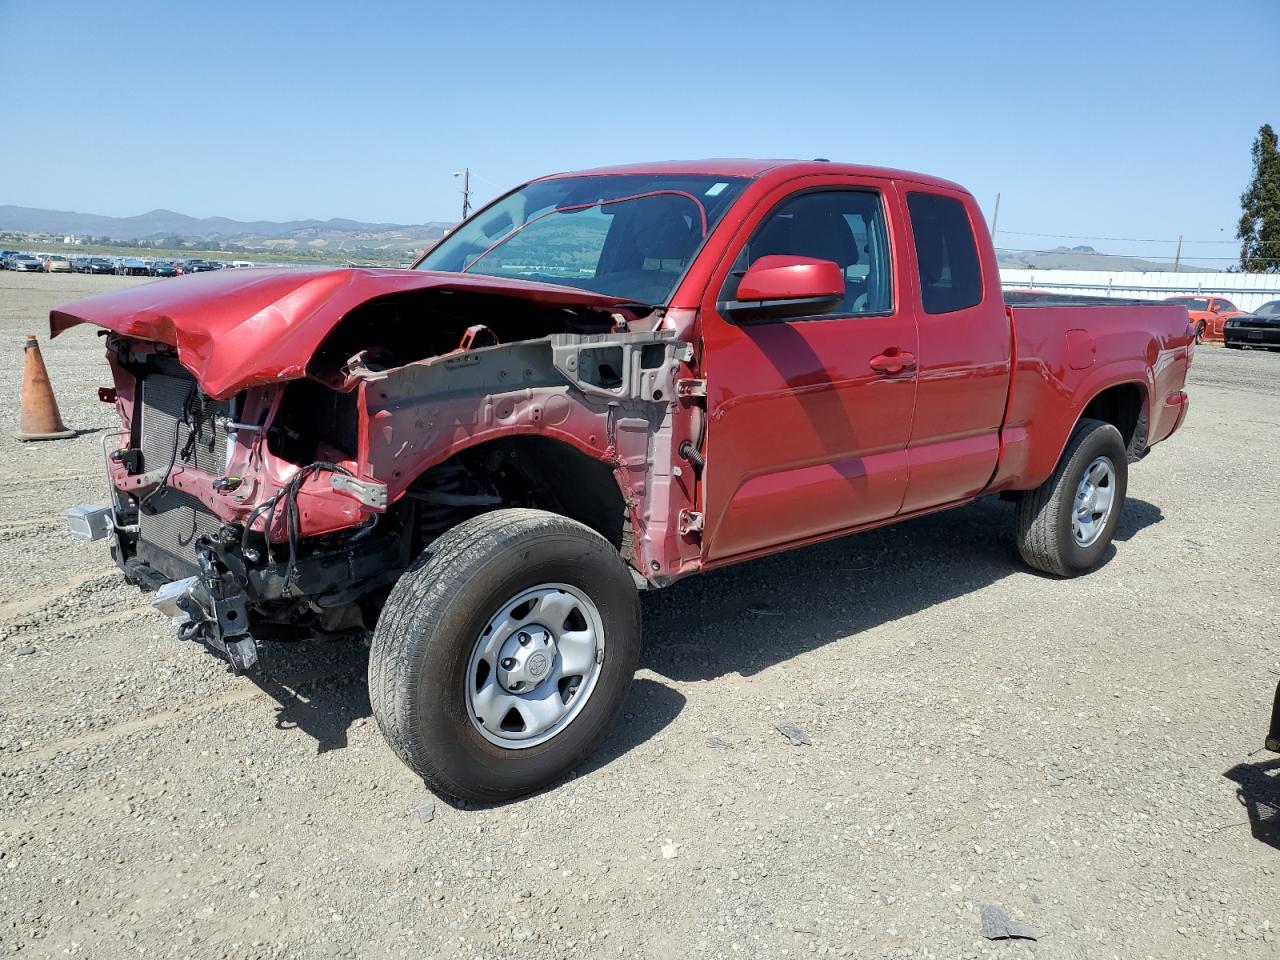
[906,192,983,314]
[725,190,893,318]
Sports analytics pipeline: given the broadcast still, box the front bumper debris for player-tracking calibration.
[152,556,259,672]
[66,503,114,541]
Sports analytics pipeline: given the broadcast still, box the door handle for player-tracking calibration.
[869,350,917,375]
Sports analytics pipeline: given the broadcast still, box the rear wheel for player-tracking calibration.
[369,509,641,803]
[1015,418,1128,577]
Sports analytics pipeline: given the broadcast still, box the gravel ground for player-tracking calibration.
[1,271,1277,960]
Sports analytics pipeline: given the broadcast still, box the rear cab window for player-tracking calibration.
[906,192,983,314]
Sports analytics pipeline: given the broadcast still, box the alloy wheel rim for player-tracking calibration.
[1072,456,1116,548]
[464,583,604,750]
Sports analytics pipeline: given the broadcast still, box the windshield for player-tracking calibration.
[417,174,748,306]
[1166,297,1209,310]
[1257,300,1280,316]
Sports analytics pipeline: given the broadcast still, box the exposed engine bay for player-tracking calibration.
[72,283,706,671]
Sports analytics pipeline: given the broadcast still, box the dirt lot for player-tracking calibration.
[1,270,1277,960]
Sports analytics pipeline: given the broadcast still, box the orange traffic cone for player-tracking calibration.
[15,335,75,441]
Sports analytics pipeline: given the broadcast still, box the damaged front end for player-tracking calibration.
[67,336,411,671]
[60,271,706,672]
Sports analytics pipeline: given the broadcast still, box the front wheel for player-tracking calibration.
[369,509,641,803]
[1194,320,1206,344]
[1014,418,1128,577]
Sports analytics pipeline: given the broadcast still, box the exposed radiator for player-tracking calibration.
[140,373,229,476]
[137,487,224,579]
[136,372,230,579]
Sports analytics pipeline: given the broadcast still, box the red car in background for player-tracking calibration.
[1165,295,1243,343]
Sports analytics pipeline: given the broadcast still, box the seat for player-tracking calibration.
[595,195,701,304]
[749,198,866,313]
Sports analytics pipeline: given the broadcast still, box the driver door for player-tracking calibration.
[698,177,919,562]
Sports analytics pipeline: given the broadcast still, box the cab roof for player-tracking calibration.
[537,158,968,193]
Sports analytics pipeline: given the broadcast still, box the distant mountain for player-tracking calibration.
[996,244,1209,273]
[0,205,1218,271]
[0,204,453,254]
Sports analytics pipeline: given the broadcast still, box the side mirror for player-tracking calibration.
[721,255,844,321]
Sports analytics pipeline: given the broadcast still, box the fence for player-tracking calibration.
[999,269,1280,313]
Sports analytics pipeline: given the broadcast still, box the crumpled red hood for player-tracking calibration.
[51,267,628,399]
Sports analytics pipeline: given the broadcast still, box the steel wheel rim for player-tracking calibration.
[1072,456,1116,548]
[464,582,605,750]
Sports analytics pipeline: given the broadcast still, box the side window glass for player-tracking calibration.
[906,193,983,314]
[728,190,893,318]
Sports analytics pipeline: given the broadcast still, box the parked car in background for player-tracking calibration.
[149,260,181,277]
[116,258,150,277]
[42,255,73,273]
[0,250,21,268]
[8,254,45,272]
[56,158,1194,802]
[183,259,224,273]
[1164,295,1243,344]
[1223,299,1280,351]
[228,260,257,269]
[78,257,116,274]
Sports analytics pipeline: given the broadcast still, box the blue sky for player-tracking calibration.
[2,0,1275,264]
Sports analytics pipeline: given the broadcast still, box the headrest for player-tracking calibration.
[751,197,859,268]
[628,196,700,261]
[914,220,947,284]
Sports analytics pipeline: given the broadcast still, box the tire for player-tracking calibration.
[1015,418,1128,578]
[1194,320,1206,344]
[369,508,641,803]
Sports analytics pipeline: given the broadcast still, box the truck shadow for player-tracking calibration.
[245,646,687,783]
[641,495,1162,683]
[239,494,1160,786]
[250,648,371,754]
[1222,757,1280,850]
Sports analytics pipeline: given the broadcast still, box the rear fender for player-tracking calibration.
[990,358,1155,492]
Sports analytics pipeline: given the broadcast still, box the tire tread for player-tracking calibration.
[1014,418,1125,578]
[368,509,637,801]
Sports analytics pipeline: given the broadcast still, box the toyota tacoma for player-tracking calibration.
[55,159,1193,802]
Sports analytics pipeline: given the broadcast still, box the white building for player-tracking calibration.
[1000,269,1280,312]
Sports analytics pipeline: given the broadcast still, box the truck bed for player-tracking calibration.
[1003,289,1157,308]
[988,297,1192,493]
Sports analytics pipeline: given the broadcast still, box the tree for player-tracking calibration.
[1238,123,1280,273]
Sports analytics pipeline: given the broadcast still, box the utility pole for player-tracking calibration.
[990,192,1001,244]
[453,168,472,221]
[1173,234,1182,273]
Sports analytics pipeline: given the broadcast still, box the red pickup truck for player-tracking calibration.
[55,159,1193,802]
